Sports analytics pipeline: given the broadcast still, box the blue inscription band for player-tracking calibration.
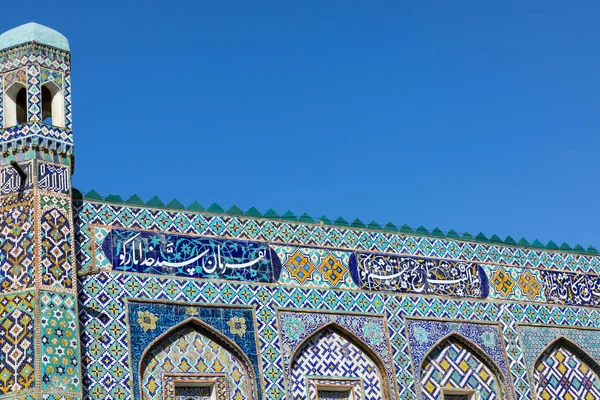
[102,229,282,283]
[541,269,600,307]
[349,252,488,299]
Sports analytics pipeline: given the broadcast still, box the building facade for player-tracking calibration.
[1,23,600,400]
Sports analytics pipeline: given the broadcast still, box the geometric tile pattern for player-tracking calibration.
[38,163,70,194]
[4,27,600,400]
[3,68,27,89]
[291,327,383,400]
[275,246,355,288]
[127,302,261,400]
[534,342,600,400]
[0,161,33,195]
[0,44,73,153]
[490,268,516,297]
[74,201,600,276]
[421,338,501,400]
[483,265,546,302]
[406,319,512,400]
[40,68,63,88]
[517,325,600,383]
[76,202,600,309]
[77,266,600,400]
[0,291,35,394]
[517,270,543,301]
[40,291,80,392]
[141,327,248,400]
[0,193,34,291]
[40,207,73,289]
[278,311,395,399]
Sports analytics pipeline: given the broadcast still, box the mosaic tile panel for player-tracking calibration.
[141,327,248,400]
[102,229,281,283]
[127,301,261,400]
[40,68,63,88]
[0,123,74,156]
[3,68,27,89]
[40,291,80,392]
[541,269,600,307]
[0,193,34,291]
[42,395,81,400]
[534,342,600,400]
[0,44,71,132]
[38,163,70,194]
[277,311,396,400]
[27,64,39,122]
[421,337,501,400]
[74,201,600,276]
[40,206,73,289]
[349,252,488,298]
[0,162,33,195]
[291,327,383,400]
[77,269,600,400]
[0,291,35,394]
[484,265,545,302]
[275,245,355,289]
[406,319,512,400]
[517,325,600,377]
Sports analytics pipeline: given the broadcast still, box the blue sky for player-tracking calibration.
[4,1,600,248]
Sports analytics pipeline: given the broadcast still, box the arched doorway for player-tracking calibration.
[289,324,390,400]
[139,320,257,400]
[420,334,508,400]
[534,337,600,399]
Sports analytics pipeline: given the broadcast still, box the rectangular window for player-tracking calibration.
[444,396,469,400]
[442,389,476,400]
[317,389,352,399]
[175,385,214,400]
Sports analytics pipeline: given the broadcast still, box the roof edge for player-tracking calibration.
[73,188,599,257]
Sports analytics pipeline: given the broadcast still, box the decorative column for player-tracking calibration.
[0,23,81,400]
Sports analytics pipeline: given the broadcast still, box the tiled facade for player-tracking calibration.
[2,23,600,400]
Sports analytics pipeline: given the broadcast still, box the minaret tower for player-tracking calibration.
[0,23,81,400]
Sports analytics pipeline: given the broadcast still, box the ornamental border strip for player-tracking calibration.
[75,201,600,276]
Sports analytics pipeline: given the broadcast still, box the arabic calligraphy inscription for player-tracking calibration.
[102,229,282,283]
[349,253,488,299]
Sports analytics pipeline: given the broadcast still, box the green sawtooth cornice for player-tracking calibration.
[73,188,599,256]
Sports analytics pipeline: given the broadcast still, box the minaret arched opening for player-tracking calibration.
[4,82,27,128]
[41,82,65,127]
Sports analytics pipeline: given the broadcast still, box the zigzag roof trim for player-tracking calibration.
[74,188,599,256]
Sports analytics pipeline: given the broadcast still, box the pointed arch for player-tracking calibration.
[41,81,65,127]
[419,332,509,400]
[289,322,392,400]
[3,82,27,127]
[138,317,258,400]
[533,336,600,400]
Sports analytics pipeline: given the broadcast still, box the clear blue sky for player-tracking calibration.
[4,1,600,248]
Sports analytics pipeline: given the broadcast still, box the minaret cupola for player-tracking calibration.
[0,23,73,161]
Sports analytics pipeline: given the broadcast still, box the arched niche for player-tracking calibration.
[289,323,391,400]
[4,82,27,128]
[41,81,65,127]
[534,336,600,400]
[420,333,509,400]
[138,318,258,400]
